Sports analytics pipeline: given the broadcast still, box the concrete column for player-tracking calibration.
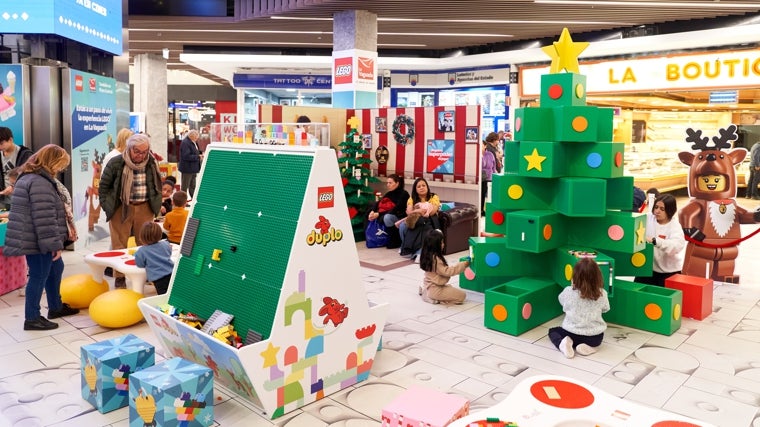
[332,10,378,108]
[132,53,168,158]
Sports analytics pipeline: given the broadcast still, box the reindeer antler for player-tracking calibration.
[712,124,738,150]
[685,128,709,150]
[685,125,738,151]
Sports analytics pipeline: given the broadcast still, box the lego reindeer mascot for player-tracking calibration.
[678,124,760,283]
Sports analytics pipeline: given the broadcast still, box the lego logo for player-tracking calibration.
[335,65,352,76]
[319,193,333,202]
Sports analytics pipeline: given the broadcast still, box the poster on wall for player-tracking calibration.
[437,110,455,132]
[0,64,26,147]
[66,69,117,248]
[427,139,455,174]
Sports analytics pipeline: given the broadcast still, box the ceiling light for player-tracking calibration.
[379,32,511,38]
[535,0,760,8]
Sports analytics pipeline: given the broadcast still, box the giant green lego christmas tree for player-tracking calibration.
[461,28,683,336]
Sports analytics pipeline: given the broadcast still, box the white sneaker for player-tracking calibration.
[575,343,597,356]
[559,336,575,358]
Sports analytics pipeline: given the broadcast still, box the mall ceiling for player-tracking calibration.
[127,0,760,88]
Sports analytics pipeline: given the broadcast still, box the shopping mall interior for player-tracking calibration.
[1,1,760,426]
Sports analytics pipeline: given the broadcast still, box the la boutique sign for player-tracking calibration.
[521,49,760,96]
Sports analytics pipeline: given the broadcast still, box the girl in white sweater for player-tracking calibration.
[549,257,610,359]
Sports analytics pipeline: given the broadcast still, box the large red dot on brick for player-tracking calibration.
[492,211,505,225]
[548,84,563,99]
[615,151,623,167]
[94,251,126,257]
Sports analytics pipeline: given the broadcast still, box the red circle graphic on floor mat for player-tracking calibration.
[530,379,594,409]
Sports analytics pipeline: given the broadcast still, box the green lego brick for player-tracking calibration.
[565,141,625,179]
[505,210,567,253]
[552,247,615,295]
[567,211,647,253]
[552,106,605,142]
[491,173,553,211]
[514,108,554,142]
[539,73,587,107]
[596,107,614,140]
[605,279,682,335]
[553,177,607,217]
[604,245,653,278]
[518,141,567,178]
[460,272,508,293]
[485,277,563,336]
[503,141,520,174]
[605,176,635,211]
[468,236,548,279]
[483,204,507,235]
[169,149,313,341]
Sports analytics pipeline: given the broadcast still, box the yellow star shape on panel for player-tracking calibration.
[541,28,589,73]
[260,342,280,368]
[524,148,547,172]
[636,221,646,245]
[347,116,361,130]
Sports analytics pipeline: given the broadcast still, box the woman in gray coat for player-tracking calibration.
[4,144,79,330]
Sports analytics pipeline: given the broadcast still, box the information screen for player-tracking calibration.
[0,0,123,55]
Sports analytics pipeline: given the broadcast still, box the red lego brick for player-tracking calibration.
[665,274,713,320]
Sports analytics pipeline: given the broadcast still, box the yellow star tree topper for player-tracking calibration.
[541,28,589,73]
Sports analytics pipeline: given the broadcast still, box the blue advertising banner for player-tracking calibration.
[68,69,116,246]
[0,0,123,55]
[0,64,25,147]
[233,73,332,90]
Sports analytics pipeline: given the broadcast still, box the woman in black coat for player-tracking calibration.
[367,174,409,249]
[4,145,79,331]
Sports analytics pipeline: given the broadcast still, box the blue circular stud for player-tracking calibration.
[485,252,500,267]
[586,152,602,168]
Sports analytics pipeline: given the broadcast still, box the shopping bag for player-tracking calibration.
[365,220,389,248]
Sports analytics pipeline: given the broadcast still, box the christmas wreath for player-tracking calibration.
[392,114,415,146]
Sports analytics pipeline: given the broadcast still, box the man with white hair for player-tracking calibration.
[99,133,163,288]
[178,129,202,198]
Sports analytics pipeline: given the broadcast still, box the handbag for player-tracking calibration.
[365,220,389,248]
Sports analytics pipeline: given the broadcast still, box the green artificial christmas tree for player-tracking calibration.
[338,116,379,241]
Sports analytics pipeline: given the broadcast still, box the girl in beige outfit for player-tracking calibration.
[419,229,469,304]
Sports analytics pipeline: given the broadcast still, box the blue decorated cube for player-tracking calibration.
[129,357,214,427]
[81,333,155,413]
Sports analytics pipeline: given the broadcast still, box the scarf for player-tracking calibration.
[120,152,155,221]
[54,178,78,243]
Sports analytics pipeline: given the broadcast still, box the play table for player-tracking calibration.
[84,243,179,294]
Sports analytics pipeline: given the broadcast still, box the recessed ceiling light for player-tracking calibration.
[535,0,760,8]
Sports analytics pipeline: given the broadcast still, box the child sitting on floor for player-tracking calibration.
[548,257,610,358]
[134,221,174,295]
[418,229,469,304]
[163,190,189,244]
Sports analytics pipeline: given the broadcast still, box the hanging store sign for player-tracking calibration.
[521,49,760,96]
[233,74,332,90]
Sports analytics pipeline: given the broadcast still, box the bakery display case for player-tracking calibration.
[625,141,689,192]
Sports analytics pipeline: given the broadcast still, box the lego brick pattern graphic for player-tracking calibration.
[169,149,313,340]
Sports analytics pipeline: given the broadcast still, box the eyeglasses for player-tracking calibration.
[131,147,150,156]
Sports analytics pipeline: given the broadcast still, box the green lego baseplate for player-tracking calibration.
[168,149,313,340]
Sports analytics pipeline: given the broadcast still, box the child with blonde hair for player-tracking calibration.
[134,221,173,295]
[549,257,610,358]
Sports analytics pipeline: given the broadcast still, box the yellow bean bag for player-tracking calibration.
[60,274,109,309]
[89,289,145,328]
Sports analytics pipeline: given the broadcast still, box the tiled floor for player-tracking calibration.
[2,194,760,426]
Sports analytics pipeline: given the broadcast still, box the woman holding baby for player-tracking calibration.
[399,178,441,261]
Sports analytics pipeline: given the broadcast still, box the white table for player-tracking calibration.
[84,243,180,294]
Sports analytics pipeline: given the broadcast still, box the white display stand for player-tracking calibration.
[139,142,388,419]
